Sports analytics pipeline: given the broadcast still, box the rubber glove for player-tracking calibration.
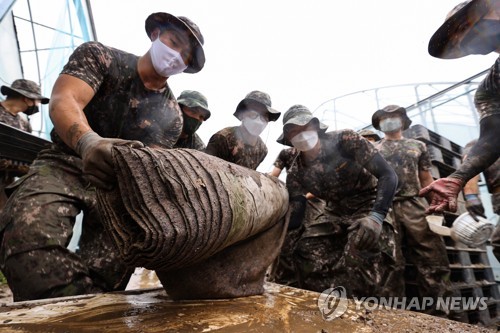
[419,177,462,214]
[348,213,383,251]
[464,194,486,221]
[75,131,144,189]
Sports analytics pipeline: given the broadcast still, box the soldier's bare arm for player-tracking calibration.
[49,74,94,150]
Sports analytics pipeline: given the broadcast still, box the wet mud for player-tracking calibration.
[0,282,495,333]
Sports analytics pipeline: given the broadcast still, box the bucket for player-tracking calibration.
[426,213,494,248]
[452,212,494,248]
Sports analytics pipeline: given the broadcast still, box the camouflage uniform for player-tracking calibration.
[0,104,32,133]
[271,147,325,287]
[474,56,500,121]
[174,133,206,150]
[0,103,33,211]
[0,41,183,301]
[376,138,451,301]
[464,141,500,259]
[205,126,267,170]
[288,130,405,298]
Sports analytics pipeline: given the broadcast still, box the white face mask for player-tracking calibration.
[379,117,402,133]
[290,130,319,151]
[150,37,188,77]
[242,115,268,136]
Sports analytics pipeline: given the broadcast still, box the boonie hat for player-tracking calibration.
[428,0,497,59]
[234,90,281,122]
[1,79,49,104]
[358,129,381,141]
[372,105,412,131]
[277,104,328,146]
[145,12,205,73]
[177,90,211,120]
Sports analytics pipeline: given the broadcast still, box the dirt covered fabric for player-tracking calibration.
[97,147,288,297]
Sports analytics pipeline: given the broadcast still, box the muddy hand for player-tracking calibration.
[348,216,382,251]
[75,131,144,189]
[419,177,462,214]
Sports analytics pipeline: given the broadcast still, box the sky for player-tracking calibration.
[89,0,498,173]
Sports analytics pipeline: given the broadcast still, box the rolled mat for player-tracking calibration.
[96,146,288,273]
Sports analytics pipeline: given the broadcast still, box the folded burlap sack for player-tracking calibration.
[97,147,288,298]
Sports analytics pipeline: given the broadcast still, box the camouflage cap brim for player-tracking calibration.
[428,0,492,59]
[234,98,281,122]
[276,115,328,146]
[0,86,49,104]
[358,129,381,141]
[371,106,412,131]
[178,98,211,120]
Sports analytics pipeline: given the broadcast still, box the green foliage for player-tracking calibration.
[0,271,6,284]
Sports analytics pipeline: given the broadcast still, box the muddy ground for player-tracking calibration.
[0,280,497,332]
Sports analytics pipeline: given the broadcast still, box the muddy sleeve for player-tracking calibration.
[451,115,500,183]
[273,149,288,170]
[363,153,398,217]
[204,132,229,160]
[418,141,432,172]
[60,41,110,92]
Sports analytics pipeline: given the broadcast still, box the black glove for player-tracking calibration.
[288,195,307,230]
[464,194,486,221]
[75,131,144,189]
[347,213,383,251]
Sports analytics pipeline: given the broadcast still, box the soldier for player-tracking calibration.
[373,105,450,312]
[0,11,205,301]
[0,79,48,133]
[0,79,49,209]
[205,90,280,170]
[277,104,403,298]
[420,0,500,213]
[269,147,326,287]
[358,129,381,144]
[174,90,211,150]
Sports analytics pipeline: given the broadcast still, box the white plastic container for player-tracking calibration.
[426,213,494,248]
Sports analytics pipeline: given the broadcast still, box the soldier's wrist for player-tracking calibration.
[75,131,101,157]
[369,211,385,225]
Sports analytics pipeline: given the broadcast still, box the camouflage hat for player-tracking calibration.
[145,12,205,73]
[428,0,494,59]
[358,129,381,141]
[234,90,281,122]
[276,104,328,146]
[1,79,49,104]
[177,90,211,120]
[372,105,412,131]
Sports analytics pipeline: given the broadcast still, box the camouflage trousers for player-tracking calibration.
[272,198,325,287]
[0,172,15,211]
[293,200,405,298]
[489,193,500,261]
[0,147,134,301]
[391,197,451,300]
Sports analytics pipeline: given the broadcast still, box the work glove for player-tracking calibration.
[419,177,462,214]
[464,194,486,221]
[75,131,144,190]
[347,213,383,251]
[288,195,307,230]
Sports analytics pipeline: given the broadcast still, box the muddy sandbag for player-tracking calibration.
[96,147,288,274]
[156,216,288,299]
